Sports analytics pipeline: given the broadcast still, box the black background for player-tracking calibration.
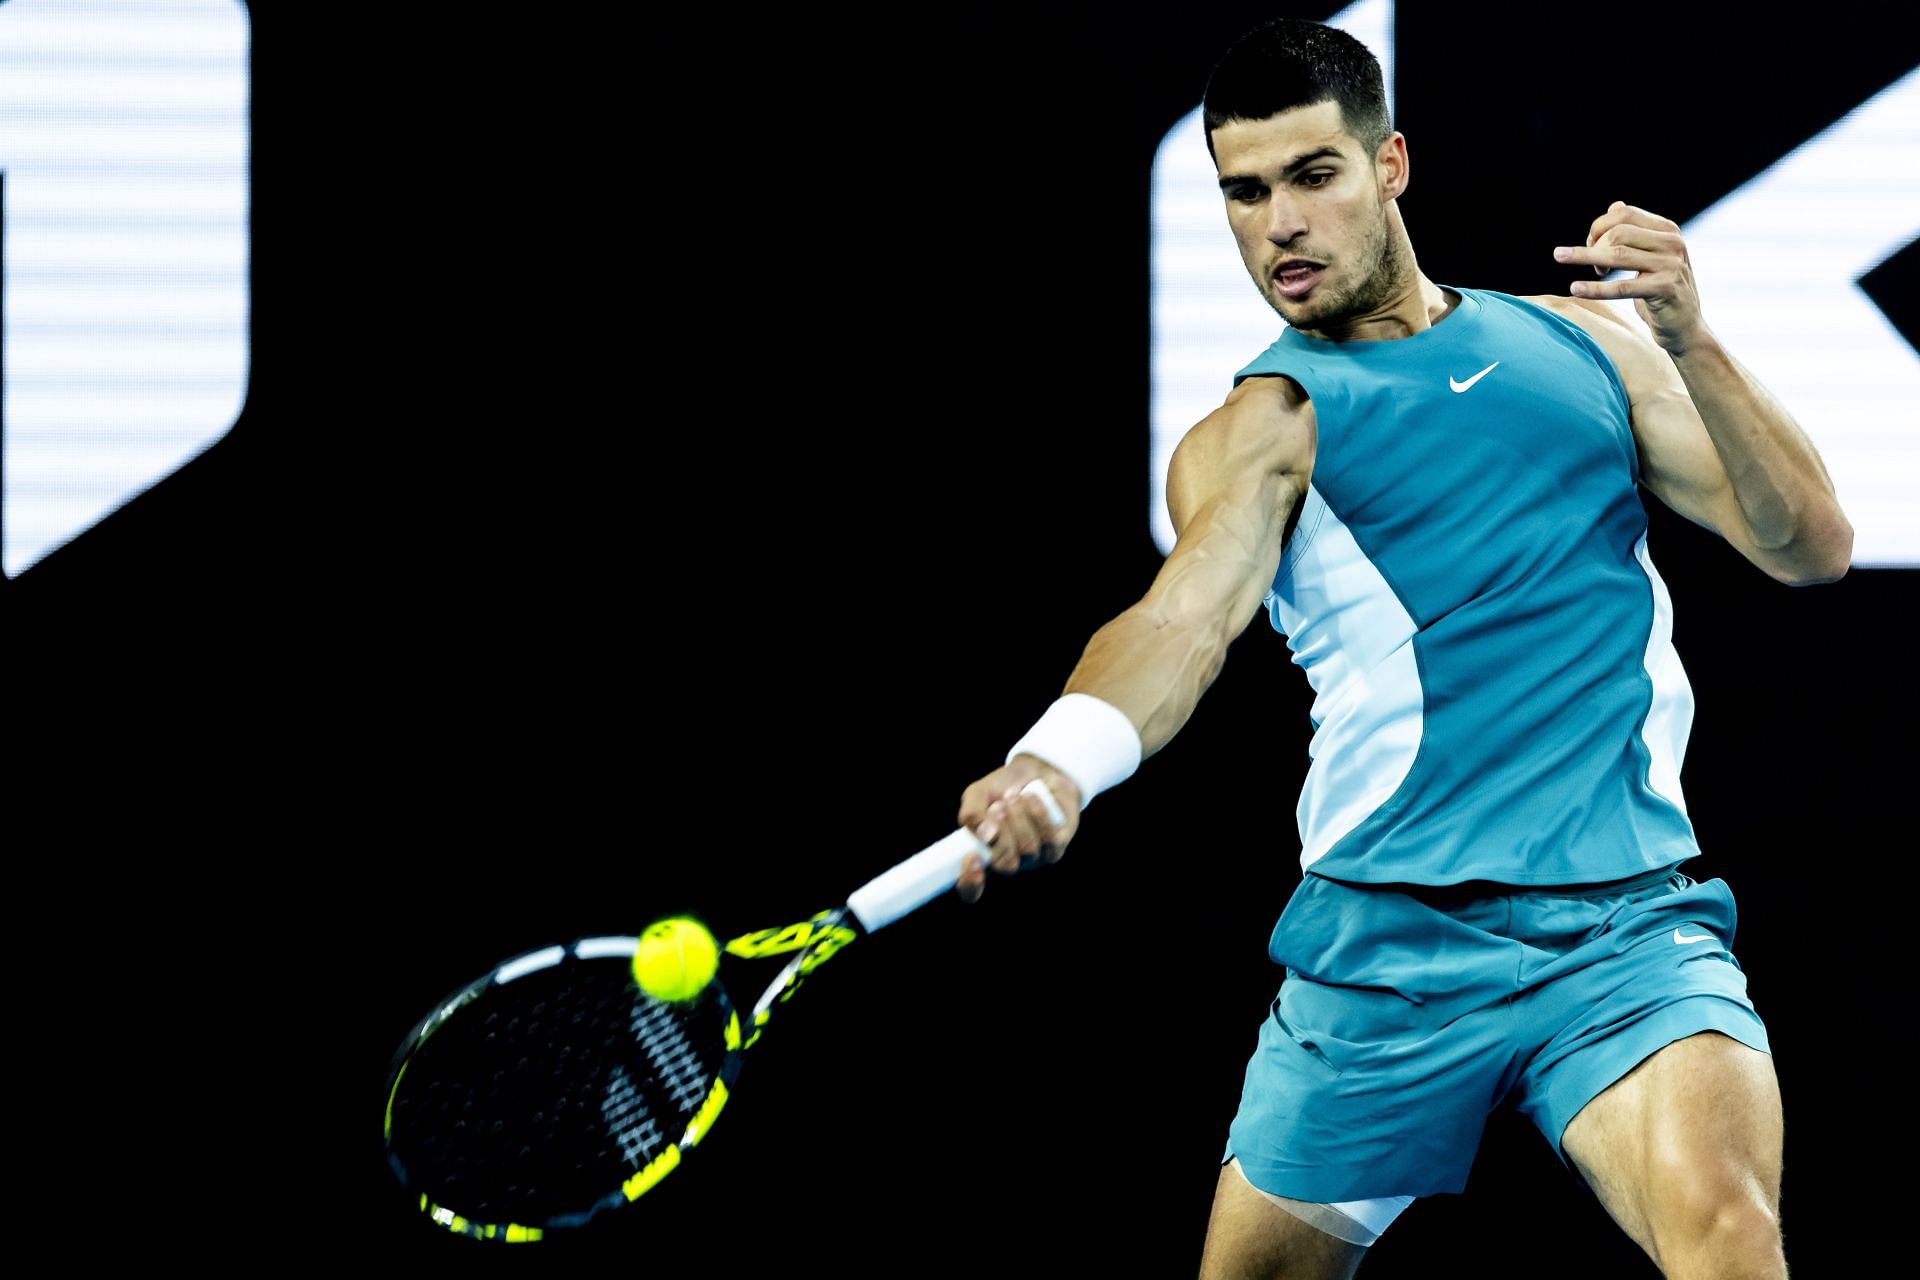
[5,3,1915,1272]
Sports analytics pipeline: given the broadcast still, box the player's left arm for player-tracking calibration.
[1547,201,1853,586]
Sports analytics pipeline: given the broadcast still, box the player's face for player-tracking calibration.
[1211,101,1406,332]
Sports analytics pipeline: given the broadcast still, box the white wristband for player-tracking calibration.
[1005,693,1142,809]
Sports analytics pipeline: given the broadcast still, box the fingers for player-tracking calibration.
[957,778,995,833]
[1554,242,1665,275]
[982,792,1044,873]
[1586,203,1677,274]
[1562,224,1682,270]
[956,778,1004,904]
[953,769,1078,904]
[955,827,1028,903]
[1559,276,1651,301]
[1585,200,1680,251]
[957,850,987,904]
[1015,783,1069,864]
[1561,216,1691,298]
[1572,224,1683,257]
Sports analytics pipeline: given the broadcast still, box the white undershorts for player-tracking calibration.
[1226,1156,1416,1247]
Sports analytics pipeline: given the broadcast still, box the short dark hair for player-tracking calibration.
[1202,18,1389,164]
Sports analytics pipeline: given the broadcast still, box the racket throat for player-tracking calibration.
[745,909,859,1035]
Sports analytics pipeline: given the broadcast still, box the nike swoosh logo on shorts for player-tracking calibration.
[1449,361,1500,393]
[1673,928,1716,945]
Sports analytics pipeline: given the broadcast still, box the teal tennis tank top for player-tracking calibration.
[1233,286,1699,887]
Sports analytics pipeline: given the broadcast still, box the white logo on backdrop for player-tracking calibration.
[0,0,250,577]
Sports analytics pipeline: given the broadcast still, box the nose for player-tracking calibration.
[1264,192,1307,246]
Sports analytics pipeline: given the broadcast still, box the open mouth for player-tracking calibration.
[1273,261,1324,299]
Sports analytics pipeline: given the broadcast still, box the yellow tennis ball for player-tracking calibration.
[633,916,719,1003]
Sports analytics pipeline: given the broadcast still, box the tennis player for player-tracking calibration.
[952,17,1847,1279]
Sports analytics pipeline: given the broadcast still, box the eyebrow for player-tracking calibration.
[1216,146,1346,190]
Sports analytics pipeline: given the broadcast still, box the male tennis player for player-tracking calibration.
[952,17,1847,1279]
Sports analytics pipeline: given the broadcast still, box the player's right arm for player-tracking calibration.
[956,374,1313,898]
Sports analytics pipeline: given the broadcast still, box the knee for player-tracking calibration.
[1659,1193,1785,1280]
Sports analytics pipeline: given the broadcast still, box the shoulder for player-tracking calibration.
[1173,374,1315,482]
[1520,293,1666,388]
[1524,291,1636,337]
[1165,374,1315,537]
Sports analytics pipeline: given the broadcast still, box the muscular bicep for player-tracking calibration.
[1547,297,1786,578]
[1631,373,1742,536]
[1155,377,1310,639]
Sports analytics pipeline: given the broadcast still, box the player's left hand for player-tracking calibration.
[1555,201,1707,357]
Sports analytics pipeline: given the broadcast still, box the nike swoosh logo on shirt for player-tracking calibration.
[1449,361,1500,393]
[1673,929,1716,945]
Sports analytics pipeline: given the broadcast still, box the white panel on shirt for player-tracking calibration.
[1265,486,1424,871]
[1633,532,1697,821]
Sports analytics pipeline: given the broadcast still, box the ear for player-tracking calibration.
[1376,131,1408,201]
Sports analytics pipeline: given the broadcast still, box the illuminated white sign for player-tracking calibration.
[0,0,251,577]
[1678,68,1920,570]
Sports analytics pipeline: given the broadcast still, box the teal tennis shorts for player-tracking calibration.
[1224,864,1770,1204]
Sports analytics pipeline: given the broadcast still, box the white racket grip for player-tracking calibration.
[845,780,1066,932]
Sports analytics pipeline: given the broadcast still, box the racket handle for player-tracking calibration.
[845,779,1066,932]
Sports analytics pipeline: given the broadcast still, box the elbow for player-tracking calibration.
[1782,565,1847,587]
[1777,511,1854,586]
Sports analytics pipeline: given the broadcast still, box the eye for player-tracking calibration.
[1228,184,1266,204]
[1300,170,1334,188]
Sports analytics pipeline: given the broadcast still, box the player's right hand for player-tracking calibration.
[955,755,1083,903]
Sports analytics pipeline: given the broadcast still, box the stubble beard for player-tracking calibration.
[1265,205,1406,335]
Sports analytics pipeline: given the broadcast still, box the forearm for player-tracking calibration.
[1672,331,1852,576]
[1059,600,1231,761]
[1011,382,1299,790]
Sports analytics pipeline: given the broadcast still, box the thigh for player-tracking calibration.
[1508,869,1771,1176]
[1199,1158,1367,1280]
[1559,1030,1782,1265]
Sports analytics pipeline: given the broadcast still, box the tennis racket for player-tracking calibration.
[381,777,1065,1243]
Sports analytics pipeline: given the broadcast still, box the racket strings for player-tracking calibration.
[601,1064,663,1167]
[387,957,729,1227]
[632,997,711,1113]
